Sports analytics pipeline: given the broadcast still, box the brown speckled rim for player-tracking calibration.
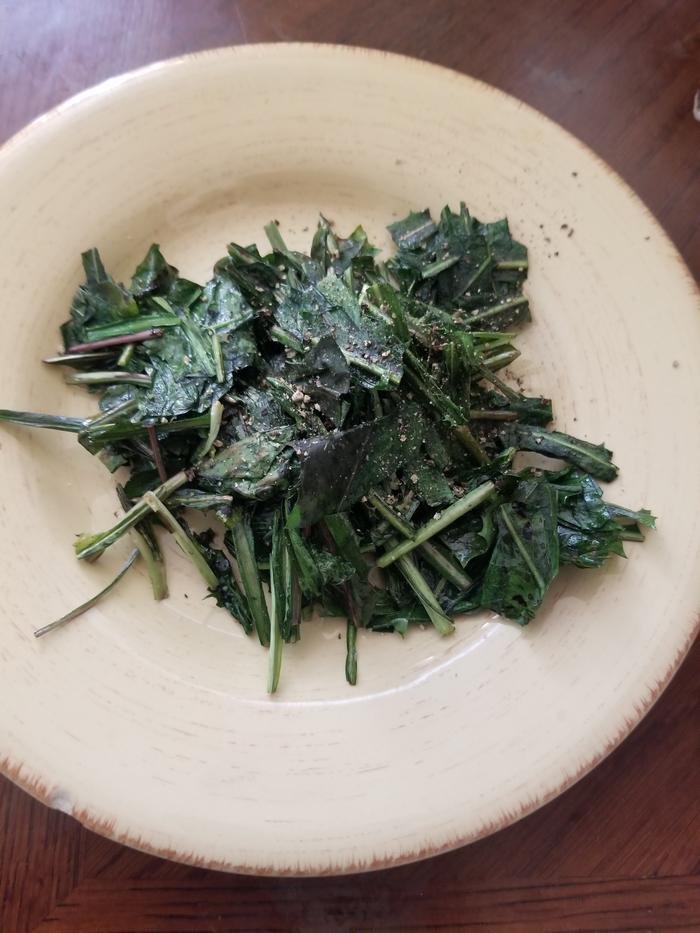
[1,43,699,877]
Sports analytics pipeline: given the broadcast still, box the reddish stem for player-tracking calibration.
[146,424,168,483]
[67,328,165,353]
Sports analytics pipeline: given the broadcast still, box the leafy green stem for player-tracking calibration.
[74,470,190,561]
[117,343,135,368]
[269,325,304,352]
[496,259,529,270]
[467,295,529,326]
[345,619,358,685]
[225,514,271,646]
[392,546,455,636]
[84,312,180,342]
[85,397,139,430]
[469,409,519,421]
[143,492,218,589]
[194,399,223,462]
[168,490,233,510]
[210,330,225,383]
[376,480,497,567]
[480,347,521,372]
[83,412,211,446]
[66,371,152,387]
[420,255,459,278]
[499,503,545,589]
[368,493,472,590]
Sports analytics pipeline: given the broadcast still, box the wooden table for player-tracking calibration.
[1,2,699,930]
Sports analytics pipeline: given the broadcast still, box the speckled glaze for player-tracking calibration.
[0,45,698,876]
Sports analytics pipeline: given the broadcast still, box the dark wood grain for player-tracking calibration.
[1,2,699,930]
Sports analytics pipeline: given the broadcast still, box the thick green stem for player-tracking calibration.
[323,514,368,576]
[420,255,459,278]
[368,494,472,590]
[117,343,135,367]
[460,254,493,293]
[404,349,465,423]
[85,397,139,430]
[469,409,519,421]
[496,259,529,270]
[454,424,490,465]
[74,470,190,561]
[267,509,287,693]
[480,347,521,372]
[345,620,358,685]
[66,371,151,387]
[393,547,454,636]
[618,527,645,542]
[143,492,217,589]
[84,312,180,342]
[477,362,521,402]
[130,523,168,600]
[210,330,225,383]
[499,504,545,589]
[467,295,529,326]
[267,586,283,694]
[404,349,488,464]
[83,412,211,446]
[286,523,322,598]
[194,400,223,462]
[269,325,303,352]
[168,490,233,510]
[226,515,271,646]
[116,485,168,600]
[377,480,497,568]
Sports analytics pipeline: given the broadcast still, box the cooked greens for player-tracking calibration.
[0,205,654,690]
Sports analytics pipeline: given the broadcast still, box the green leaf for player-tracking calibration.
[309,545,356,586]
[296,405,426,526]
[288,335,351,426]
[274,271,403,385]
[224,512,271,646]
[130,244,178,297]
[547,468,654,568]
[439,506,497,568]
[194,529,254,634]
[387,209,438,249]
[480,474,559,624]
[473,389,553,426]
[62,248,139,347]
[197,427,294,499]
[507,425,619,482]
[285,521,323,599]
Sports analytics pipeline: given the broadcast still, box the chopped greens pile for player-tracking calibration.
[0,205,655,691]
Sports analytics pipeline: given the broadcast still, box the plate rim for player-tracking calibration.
[1,41,698,876]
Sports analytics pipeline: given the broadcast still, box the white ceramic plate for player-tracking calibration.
[0,45,698,875]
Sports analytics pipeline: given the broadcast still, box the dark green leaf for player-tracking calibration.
[130,244,178,297]
[197,427,295,499]
[296,405,425,526]
[195,529,254,634]
[481,474,559,624]
[506,425,619,481]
